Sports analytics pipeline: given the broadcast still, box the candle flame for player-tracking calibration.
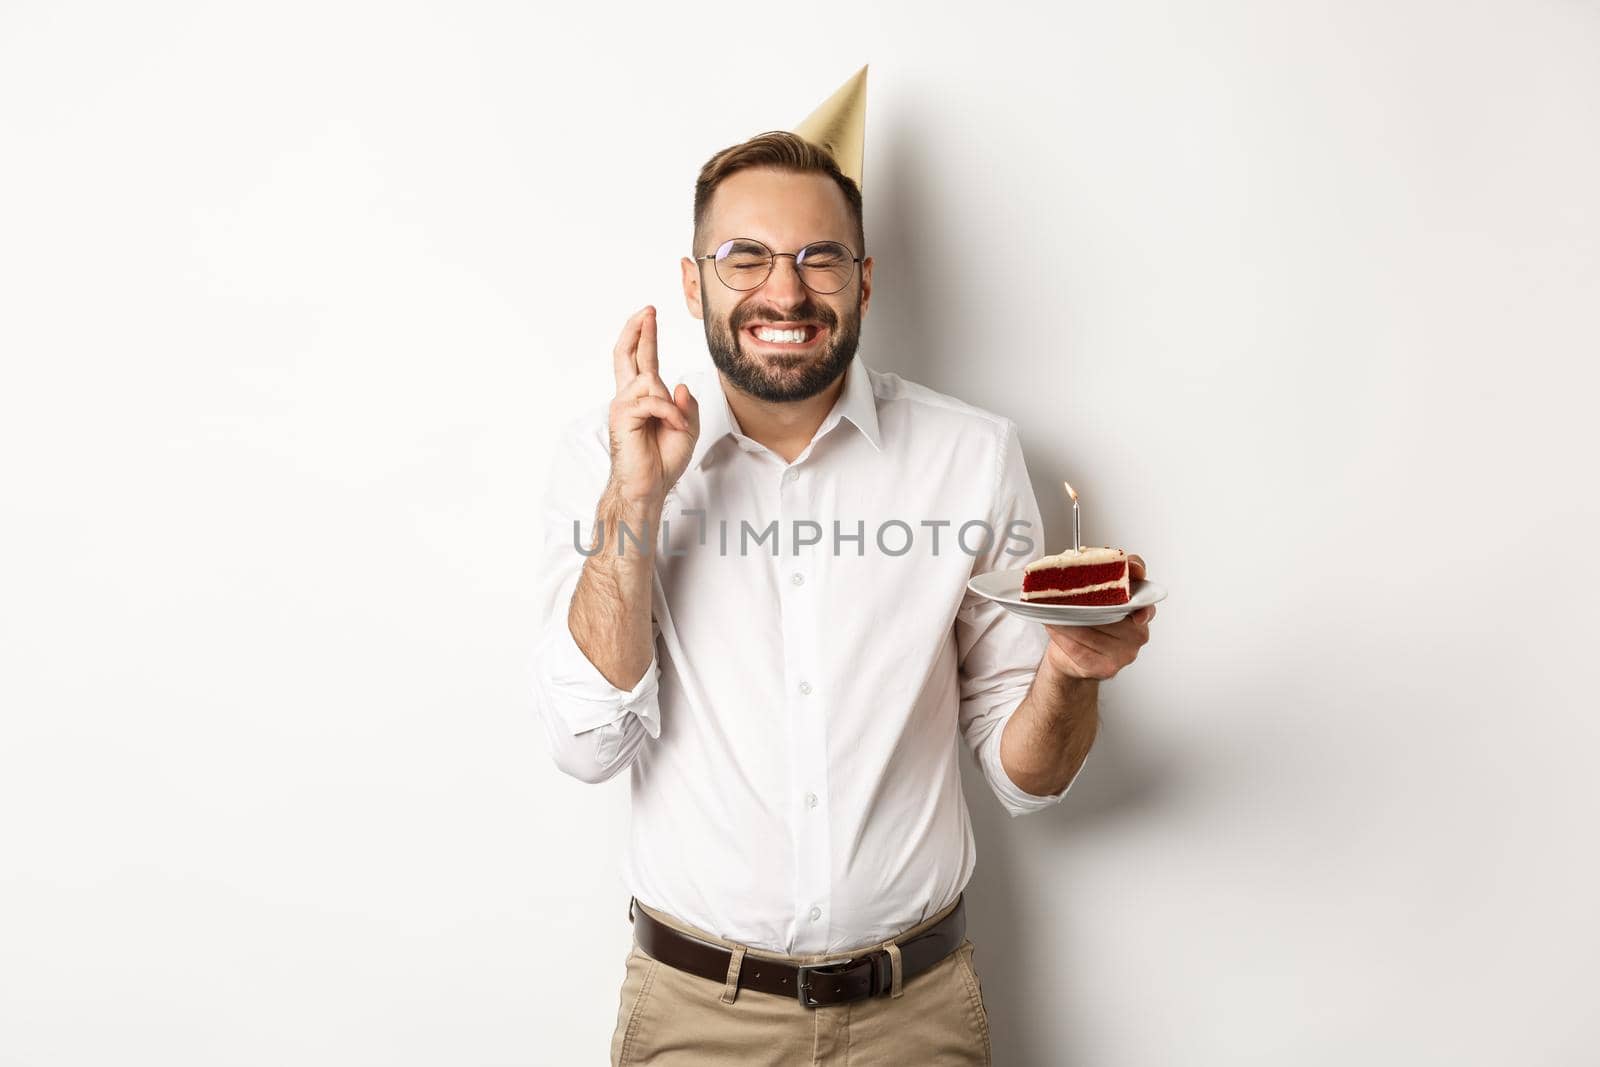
[1062,480,1078,501]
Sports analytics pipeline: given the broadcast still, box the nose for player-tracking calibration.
[758,253,808,304]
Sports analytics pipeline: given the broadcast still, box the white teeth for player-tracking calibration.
[754,327,810,343]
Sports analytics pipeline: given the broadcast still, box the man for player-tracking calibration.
[533,107,1156,1065]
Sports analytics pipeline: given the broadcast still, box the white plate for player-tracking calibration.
[966,569,1167,627]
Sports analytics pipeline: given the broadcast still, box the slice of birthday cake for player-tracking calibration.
[1021,546,1131,606]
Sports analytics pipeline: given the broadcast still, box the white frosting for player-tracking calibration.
[1023,545,1126,572]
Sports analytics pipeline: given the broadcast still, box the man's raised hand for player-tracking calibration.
[607,306,699,505]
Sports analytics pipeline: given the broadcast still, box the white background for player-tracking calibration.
[3,2,1597,1064]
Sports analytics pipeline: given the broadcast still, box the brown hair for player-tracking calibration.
[692,130,865,257]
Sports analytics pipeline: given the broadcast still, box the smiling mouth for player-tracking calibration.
[743,323,826,349]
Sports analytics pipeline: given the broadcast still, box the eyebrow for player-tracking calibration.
[714,237,850,252]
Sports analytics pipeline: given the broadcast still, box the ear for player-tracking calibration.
[859,255,873,319]
[681,256,703,320]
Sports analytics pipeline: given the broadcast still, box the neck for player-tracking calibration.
[720,370,846,465]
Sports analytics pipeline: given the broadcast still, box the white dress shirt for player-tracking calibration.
[532,355,1086,955]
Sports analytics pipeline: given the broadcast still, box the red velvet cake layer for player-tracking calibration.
[1029,585,1132,606]
[1021,561,1128,593]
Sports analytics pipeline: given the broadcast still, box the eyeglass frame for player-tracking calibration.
[694,237,865,295]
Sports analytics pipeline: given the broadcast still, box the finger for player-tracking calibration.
[1052,618,1146,656]
[1046,633,1116,678]
[1090,608,1152,635]
[613,307,651,391]
[622,367,672,403]
[1048,632,1135,679]
[642,369,672,401]
[675,382,700,432]
[1047,623,1121,658]
[622,393,690,433]
[636,306,660,380]
[1110,606,1155,629]
[1128,554,1147,580]
[1089,615,1150,646]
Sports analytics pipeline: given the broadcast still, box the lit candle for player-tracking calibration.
[1063,480,1080,552]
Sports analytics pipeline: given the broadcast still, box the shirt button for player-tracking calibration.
[790,572,804,586]
[783,470,798,482]
[809,906,822,921]
[798,681,812,695]
[805,791,817,808]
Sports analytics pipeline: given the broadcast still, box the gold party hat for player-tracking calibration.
[792,65,868,193]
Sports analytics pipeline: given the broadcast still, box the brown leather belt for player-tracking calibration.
[628,895,966,1008]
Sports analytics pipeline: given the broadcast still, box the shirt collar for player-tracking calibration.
[686,356,882,473]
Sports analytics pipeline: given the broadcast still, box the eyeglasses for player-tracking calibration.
[696,238,863,295]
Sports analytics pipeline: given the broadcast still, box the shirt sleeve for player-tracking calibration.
[530,414,664,784]
[956,418,1089,817]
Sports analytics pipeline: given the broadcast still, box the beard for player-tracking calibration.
[702,291,862,403]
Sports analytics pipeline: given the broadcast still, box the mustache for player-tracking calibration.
[732,304,837,329]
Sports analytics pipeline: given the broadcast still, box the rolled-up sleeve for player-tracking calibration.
[956,418,1087,817]
[531,413,663,784]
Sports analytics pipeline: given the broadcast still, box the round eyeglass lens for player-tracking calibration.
[713,240,775,291]
[712,239,858,293]
[795,241,856,294]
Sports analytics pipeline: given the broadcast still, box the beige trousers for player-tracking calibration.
[609,895,991,1066]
